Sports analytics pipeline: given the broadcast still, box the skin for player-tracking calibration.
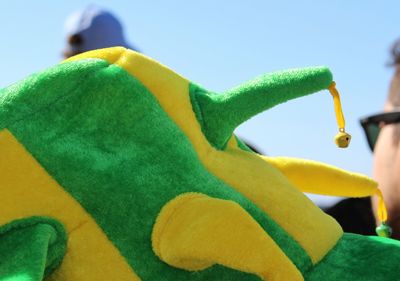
[373,66,400,239]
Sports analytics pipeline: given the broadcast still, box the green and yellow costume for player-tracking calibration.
[0,47,399,281]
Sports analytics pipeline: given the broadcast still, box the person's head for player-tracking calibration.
[361,39,400,238]
[63,5,136,58]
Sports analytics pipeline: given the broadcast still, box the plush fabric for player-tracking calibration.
[190,67,332,149]
[265,156,378,196]
[305,233,400,281]
[66,48,344,263]
[152,193,304,280]
[1,47,400,280]
[1,58,304,280]
[0,129,140,280]
[0,217,66,281]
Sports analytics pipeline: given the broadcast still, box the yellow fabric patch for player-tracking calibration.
[264,156,378,196]
[0,129,141,281]
[152,193,303,281]
[65,47,342,263]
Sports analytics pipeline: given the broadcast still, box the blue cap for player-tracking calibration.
[63,6,136,57]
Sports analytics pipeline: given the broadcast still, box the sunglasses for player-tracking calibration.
[360,111,400,151]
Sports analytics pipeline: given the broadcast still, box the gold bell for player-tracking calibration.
[334,129,351,148]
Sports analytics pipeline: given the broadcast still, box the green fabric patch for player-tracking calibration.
[0,59,312,280]
[190,67,332,149]
[0,60,107,130]
[305,233,400,281]
[0,217,67,281]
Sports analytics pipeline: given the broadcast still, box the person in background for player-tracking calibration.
[63,5,138,59]
[359,39,400,239]
[324,197,375,235]
[326,38,400,238]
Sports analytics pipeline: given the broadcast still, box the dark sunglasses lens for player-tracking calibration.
[366,123,380,151]
[361,111,400,150]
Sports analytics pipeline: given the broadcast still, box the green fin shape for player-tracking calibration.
[190,66,333,149]
[0,217,67,281]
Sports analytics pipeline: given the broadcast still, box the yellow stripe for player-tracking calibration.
[65,47,342,263]
[0,129,141,281]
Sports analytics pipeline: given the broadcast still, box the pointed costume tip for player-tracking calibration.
[286,66,333,90]
[190,66,335,150]
[310,66,333,89]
